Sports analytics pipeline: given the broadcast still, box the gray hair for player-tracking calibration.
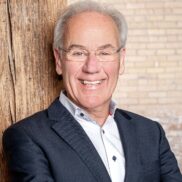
[53,0,128,50]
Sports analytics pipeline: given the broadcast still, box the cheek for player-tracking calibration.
[62,63,82,83]
[105,63,120,80]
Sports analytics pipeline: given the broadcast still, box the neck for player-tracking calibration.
[62,91,112,126]
[84,105,110,126]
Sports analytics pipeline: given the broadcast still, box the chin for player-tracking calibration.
[79,97,108,110]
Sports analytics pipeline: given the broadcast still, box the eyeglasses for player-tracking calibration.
[59,45,122,62]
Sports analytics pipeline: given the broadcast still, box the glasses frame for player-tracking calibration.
[58,45,123,62]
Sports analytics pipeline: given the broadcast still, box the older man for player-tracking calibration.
[3,1,182,182]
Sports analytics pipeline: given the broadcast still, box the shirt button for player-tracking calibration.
[102,129,105,134]
[112,156,117,161]
[80,113,84,117]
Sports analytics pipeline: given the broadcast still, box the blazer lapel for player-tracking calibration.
[48,99,111,182]
[114,110,141,182]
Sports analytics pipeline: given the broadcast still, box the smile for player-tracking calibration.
[81,80,102,85]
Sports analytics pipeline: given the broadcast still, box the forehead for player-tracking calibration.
[63,11,120,47]
[68,11,117,25]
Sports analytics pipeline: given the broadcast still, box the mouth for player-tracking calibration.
[79,79,105,89]
[80,80,102,85]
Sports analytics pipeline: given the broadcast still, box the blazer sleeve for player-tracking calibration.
[157,123,182,181]
[2,126,54,182]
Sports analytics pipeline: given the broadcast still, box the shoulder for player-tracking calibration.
[3,98,63,135]
[3,97,70,146]
[115,108,163,136]
[2,109,50,146]
[115,109,166,156]
[6,109,49,131]
[116,108,159,124]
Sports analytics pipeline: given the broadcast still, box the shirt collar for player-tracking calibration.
[59,91,117,122]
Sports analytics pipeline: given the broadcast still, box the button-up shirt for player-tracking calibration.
[59,92,125,182]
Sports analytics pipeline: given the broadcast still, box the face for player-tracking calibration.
[54,12,125,113]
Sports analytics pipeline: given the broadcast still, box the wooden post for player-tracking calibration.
[0,0,66,181]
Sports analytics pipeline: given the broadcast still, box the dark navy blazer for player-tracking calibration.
[3,98,182,182]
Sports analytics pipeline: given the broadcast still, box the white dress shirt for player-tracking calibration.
[59,92,125,182]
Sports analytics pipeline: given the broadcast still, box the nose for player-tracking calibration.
[82,53,101,74]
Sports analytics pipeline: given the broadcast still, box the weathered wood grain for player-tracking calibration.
[0,0,66,181]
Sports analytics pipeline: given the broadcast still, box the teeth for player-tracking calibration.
[82,80,102,85]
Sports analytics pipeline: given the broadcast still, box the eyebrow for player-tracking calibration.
[66,44,116,50]
[97,44,116,50]
[67,44,86,50]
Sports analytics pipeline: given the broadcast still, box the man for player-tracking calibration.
[3,1,182,182]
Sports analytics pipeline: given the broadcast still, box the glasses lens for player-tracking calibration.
[67,48,87,61]
[64,47,120,62]
[97,47,119,62]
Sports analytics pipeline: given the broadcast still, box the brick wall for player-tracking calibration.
[68,0,182,170]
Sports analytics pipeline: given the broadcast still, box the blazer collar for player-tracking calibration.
[48,98,111,182]
[114,109,141,182]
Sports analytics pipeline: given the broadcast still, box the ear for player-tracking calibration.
[119,48,126,75]
[54,49,62,75]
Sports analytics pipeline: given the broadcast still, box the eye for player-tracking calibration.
[74,51,83,56]
[70,49,87,57]
[98,50,112,56]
